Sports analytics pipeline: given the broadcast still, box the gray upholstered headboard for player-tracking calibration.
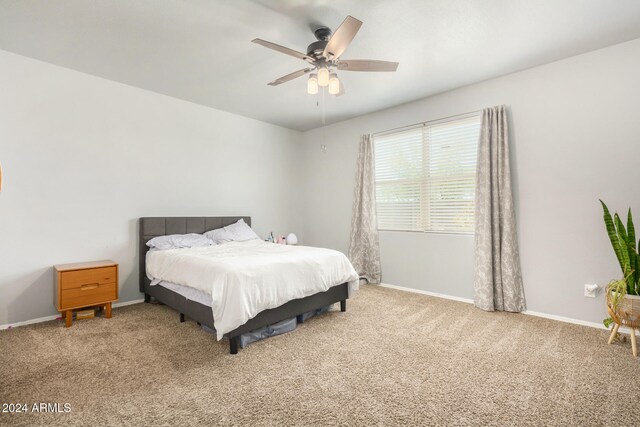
[139,216,251,292]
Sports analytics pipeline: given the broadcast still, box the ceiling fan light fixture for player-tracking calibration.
[252,15,398,98]
[307,73,318,94]
[328,73,340,95]
[317,66,330,87]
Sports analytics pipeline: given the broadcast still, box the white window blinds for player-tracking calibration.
[374,114,481,234]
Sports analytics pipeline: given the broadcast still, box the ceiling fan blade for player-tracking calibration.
[268,68,313,86]
[337,59,399,72]
[252,38,315,64]
[323,16,363,60]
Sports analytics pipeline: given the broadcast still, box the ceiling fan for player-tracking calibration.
[252,15,399,96]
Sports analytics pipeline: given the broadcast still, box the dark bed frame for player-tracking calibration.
[139,217,349,354]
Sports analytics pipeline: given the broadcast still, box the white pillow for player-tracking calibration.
[204,219,260,244]
[146,233,214,251]
[203,227,235,244]
[224,219,260,241]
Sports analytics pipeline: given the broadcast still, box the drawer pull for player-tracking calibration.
[81,283,99,291]
[59,266,116,290]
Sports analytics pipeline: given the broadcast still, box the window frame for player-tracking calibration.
[373,112,481,235]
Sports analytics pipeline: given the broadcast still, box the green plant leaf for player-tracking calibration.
[628,208,639,294]
[615,213,632,290]
[601,200,626,272]
[636,243,640,295]
[627,237,639,294]
[603,317,614,328]
[614,213,628,243]
[609,278,628,312]
[627,208,636,251]
[600,201,638,294]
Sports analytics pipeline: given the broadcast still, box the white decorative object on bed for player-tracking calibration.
[286,233,298,245]
[146,240,359,340]
[146,233,214,250]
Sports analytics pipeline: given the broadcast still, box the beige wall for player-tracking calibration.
[301,38,640,324]
[3,37,640,327]
[0,50,304,325]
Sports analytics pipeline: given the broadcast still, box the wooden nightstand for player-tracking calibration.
[54,260,119,327]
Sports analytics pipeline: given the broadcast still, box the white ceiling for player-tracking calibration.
[1,0,640,131]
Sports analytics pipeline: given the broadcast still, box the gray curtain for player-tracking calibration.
[348,134,382,284]
[473,106,526,312]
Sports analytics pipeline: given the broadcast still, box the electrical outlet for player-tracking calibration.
[584,284,599,298]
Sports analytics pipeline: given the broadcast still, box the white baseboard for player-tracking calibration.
[113,299,145,308]
[379,283,474,304]
[378,283,639,336]
[0,314,60,330]
[522,309,602,329]
[0,299,145,331]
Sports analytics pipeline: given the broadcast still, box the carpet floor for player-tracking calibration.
[1,285,639,426]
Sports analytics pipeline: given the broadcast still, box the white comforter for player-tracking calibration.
[146,240,359,340]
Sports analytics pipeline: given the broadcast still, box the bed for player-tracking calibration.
[139,216,356,354]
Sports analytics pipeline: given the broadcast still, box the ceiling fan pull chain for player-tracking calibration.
[321,87,326,126]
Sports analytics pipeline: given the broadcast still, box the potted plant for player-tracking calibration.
[600,200,640,357]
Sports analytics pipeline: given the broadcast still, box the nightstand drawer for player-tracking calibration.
[60,266,117,290]
[60,282,117,309]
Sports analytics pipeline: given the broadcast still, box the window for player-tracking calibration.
[374,113,481,234]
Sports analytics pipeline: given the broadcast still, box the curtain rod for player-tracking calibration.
[372,109,483,137]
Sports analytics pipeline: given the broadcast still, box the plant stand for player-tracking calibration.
[607,323,638,357]
[607,289,640,357]
[607,323,620,345]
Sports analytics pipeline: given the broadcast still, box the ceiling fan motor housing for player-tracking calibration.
[307,27,331,59]
[314,27,332,41]
[307,40,328,58]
